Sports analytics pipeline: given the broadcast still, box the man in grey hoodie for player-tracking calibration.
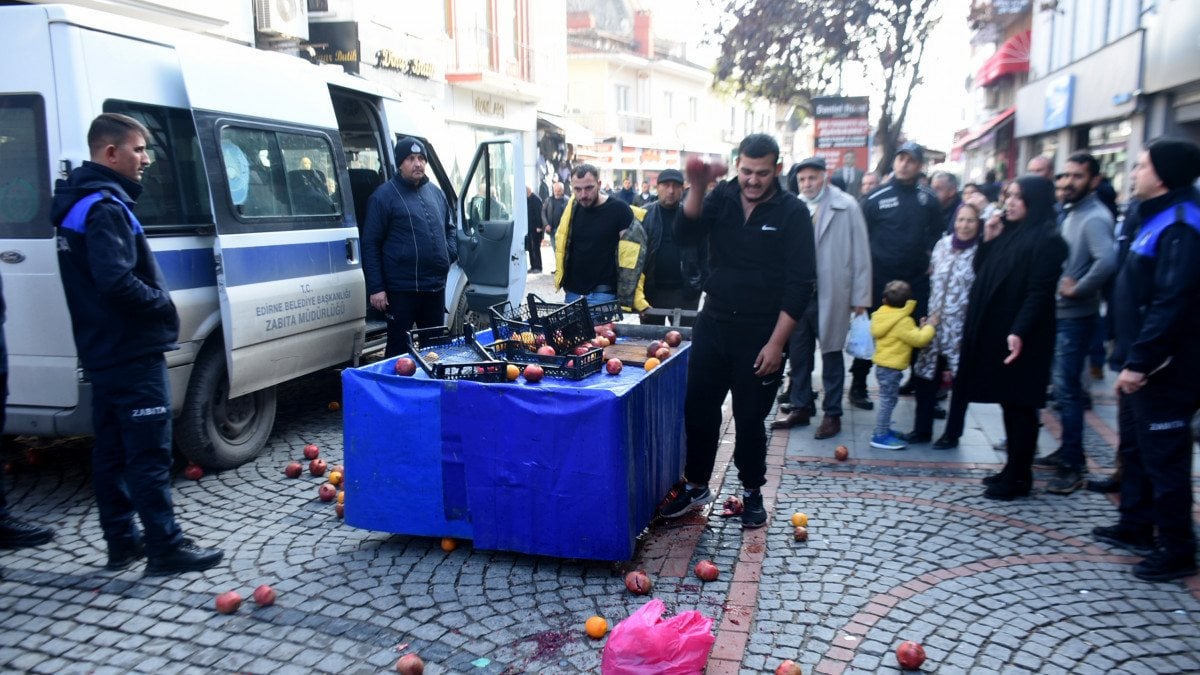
[1040,152,1116,494]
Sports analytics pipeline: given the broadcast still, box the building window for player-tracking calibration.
[308,0,329,11]
[689,97,698,123]
[615,85,631,112]
[663,91,673,118]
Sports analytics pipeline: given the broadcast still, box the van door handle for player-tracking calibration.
[345,238,359,264]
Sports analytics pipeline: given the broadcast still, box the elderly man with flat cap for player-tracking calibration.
[1095,137,1200,583]
[363,136,457,357]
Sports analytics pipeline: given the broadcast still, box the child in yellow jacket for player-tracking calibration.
[869,280,936,450]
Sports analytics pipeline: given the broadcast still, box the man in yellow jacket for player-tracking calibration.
[869,280,936,450]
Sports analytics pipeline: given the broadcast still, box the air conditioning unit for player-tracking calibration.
[255,0,308,39]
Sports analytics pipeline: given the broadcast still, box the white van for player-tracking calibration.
[0,4,527,468]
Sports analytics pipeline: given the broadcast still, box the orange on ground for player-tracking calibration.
[791,512,808,527]
[585,616,608,639]
[337,490,345,504]
[328,470,343,486]
[643,357,661,371]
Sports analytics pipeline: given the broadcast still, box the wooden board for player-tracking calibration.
[603,339,687,366]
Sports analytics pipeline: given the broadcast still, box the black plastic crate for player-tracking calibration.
[487,298,547,349]
[586,300,623,326]
[407,324,507,382]
[524,294,594,354]
[485,339,605,381]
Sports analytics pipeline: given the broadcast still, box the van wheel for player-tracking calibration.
[448,291,470,335]
[176,345,276,470]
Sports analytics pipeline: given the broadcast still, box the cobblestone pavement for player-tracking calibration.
[1,252,1197,674]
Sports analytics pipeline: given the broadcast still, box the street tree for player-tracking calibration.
[713,0,941,174]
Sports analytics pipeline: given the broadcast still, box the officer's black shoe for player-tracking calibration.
[1133,550,1197,583]
[1092,525,1154,556]
[105,540,146,571]
[0,516,54,550]
[741,490,767,529]
[144,541,224,577]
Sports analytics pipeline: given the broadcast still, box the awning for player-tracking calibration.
[976,30,1031,87]
[537,112,595,146]
[950,106,1016,160]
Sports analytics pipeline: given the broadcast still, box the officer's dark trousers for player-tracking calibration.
[385,290,445,358]
[683,310,782,491]
[88,354,183,557]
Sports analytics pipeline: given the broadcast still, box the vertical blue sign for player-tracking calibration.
[1044,74,1074,131]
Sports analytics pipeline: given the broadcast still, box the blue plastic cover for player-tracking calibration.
[342,339,689,560]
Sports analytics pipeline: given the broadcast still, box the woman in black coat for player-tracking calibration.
[956,175,1068,500]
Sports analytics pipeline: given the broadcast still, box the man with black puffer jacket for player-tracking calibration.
[1095,137,1200,583]
[53,113,223,577]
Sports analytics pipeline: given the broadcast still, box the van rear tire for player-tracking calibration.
[176,344,277,470]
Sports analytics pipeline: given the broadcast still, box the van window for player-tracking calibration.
[0,94,51,239]
[103,101,213,232]
[220,126,341,221]
[464,142,514,229]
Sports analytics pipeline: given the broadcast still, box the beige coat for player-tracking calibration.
[811,186,872,351]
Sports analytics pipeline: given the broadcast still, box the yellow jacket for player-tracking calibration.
[553,197,650,312]
[870,300,935,370]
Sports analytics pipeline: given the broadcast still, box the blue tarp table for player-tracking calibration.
[341,339,689,561]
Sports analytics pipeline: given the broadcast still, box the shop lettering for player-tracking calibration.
[473,96,506,118]
[374,49,435,79]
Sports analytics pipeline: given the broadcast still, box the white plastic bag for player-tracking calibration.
[845,312,875,360]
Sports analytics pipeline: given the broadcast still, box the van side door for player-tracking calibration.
[456,135,528,316]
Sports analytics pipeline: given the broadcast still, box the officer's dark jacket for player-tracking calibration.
[362,173,456,295]
[861,180,943,283]
[52,161,179,371]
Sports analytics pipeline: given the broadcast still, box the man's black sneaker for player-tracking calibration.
[1087,475,1121,493]
[1033,449,1068,468]
[849,390,874,411]
[1045,467,1085,495]
[932,405,947,419]
[658,484,712,519]
[1133,550,1197,583]
[932,435,959,450]
[105,541,146,571]
[899,431,932,444]
[144,541,224,577]
[741,491,767,529]
[1092,525,1154,555]
[0,516,54,549]
[983,479,1031,500]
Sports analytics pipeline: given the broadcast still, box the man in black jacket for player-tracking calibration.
[658,135,816,529]
[53,113,223,576]
[639,169,704,326]
[363,137,456,357]
[525,186,544,273]
[1096,138,1200,583]
[542,181,567,252]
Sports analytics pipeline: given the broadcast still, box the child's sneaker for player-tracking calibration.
[870,431,908,450]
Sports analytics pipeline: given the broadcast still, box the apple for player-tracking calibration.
[694,560,719,582]
[593,336,610,348]
[895,641,926,670]
[183,464,203,481]
[537,345,556,356]
[327,401,340,411]
[794,526,809,542]
[573,346,591,356]
[214,590,242,614]
[252,584,276,606]
[646,340,663,357]
[332,464,345,475]
[394,357,417,376]
[309,458,327,476]
[655,347,671,360]
[721,495,744,516]
[606,358,623,375]
[523,364,544,383]
[834,445,850,461]
[664,330,683,347]
[440,537,457,552]
[395,654,425,674]
[284,461,303,479]
[685,156,707,177]
[565,359,575,368]
[303,443,320,460]
[335,503,345,519]
[318,482,336,502]
[602,329,617,341]
[624,570,653,595]
[775,660,803,675]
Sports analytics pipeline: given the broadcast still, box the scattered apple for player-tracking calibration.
[506,364,520,381]
[284,461,303,479]
[644,357,661,371]
[183,464,203,481]
[895,641,926,670]
[335,503,345,518]
[646,340,663,357]
[332,464,345,475]
[664,330,683,347]
[791,512,808,527]
[793,526,809,542]
[394,357,417,376]
[327,401,341,411]
[537,345,556,356]
[694,560,719,582]
[775,660,804,675]
[303,443,320,460]
[309,458,327,477]
[624,570,653,595]
[440,537,457,552]
[318,482,336,502]
[252,584,276,606]
[328,470,343,486]
[606,358,623,375]
[523,364,545,383]
[214,590,242,614]
[721,495,744,516]
[655,346,671,360]
[395,653,425,675]
[834,445,849,461]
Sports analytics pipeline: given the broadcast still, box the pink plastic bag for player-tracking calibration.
[601,599,715,675]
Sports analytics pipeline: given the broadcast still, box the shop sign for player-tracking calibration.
[473,95,506,119]
[1044,74,1074,131]
[811,96,870,171]
[375,49,435,79]
[306,21,359,74]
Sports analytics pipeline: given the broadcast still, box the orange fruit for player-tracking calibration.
[440,537,457,552]
[584,616,608,639]
[328,470,343,486]
[644,357,661,371]
[506,364,520,381]
[791,512,808,527]
[337,490,345,504]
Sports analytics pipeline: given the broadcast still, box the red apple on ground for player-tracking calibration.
[309,458,327,476]
[794,526,809,542]
[183,464,203,481]
[395,654,424,674]
[303,443,319,460]
[214,590,242,614]
[536,345,556,356]
[646,340,663,357]
[252,584,276,606]
[394,357,417,376]
[606,358,623,375]
[895,641,926,670]
[335,503,345,518]
[775,660,803,675]
[523,364,544,383]
[318,482,336,501]
[834,445,850,461]
[284,461,303,478]
[655,347,671,360]
[694,560,719,582]
[664,330,683,347]
[624,570,653,595]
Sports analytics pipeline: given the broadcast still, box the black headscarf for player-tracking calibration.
[974,175,1056,280]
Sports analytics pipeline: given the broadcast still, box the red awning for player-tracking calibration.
[950,106,1016,160]
[976,30,1031,87]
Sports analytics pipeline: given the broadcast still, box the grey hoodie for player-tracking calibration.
[1056,192,1116,319]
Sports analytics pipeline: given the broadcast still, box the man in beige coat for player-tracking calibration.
[773,157,872,438]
